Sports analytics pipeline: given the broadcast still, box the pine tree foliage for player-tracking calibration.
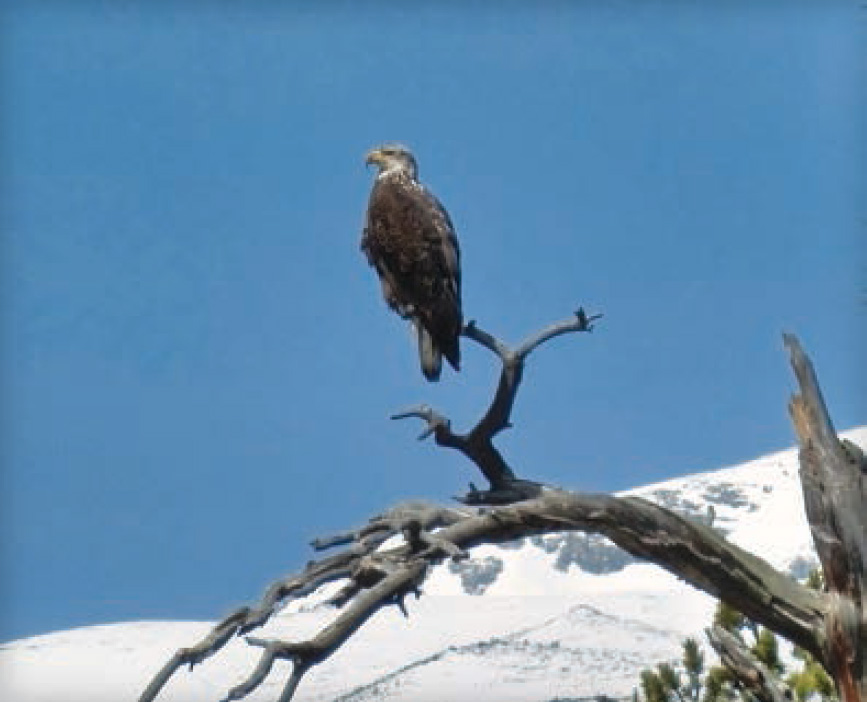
[785,569,836,702]
[682,638,703,700]
[641,668,668,702]
[712,601,745,633]
[657,663,682,701]
[701,667,735,702]
[751,628,783,675]
[788,659,837,702]
[633,572,838,702]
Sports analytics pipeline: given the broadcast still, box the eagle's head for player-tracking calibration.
[365,144,418,180]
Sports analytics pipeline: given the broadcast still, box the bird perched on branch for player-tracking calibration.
[361,144,463,381]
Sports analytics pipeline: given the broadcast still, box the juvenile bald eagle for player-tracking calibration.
[362,144,462,381]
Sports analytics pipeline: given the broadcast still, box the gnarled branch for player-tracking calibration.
[138,501,465,702]
[140,332,859,702]
[393,309,600,503]
[141,486,831,702]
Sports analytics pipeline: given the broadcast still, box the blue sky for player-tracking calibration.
[2,2,864,641]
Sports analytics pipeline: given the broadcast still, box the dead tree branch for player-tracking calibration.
[140,332,860,702]
[227,561,428,702]
[705,625,791,702]
[392,309,601,504]
[138,501,467,702]
[140,488,830,702]
[785,333,866,702]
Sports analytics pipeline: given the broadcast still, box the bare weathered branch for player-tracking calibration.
[141,486,831,702]
[785,333,866,702]
[229,638,312,702]
[390,405,456,443]
[472,309,599,447]
[138,608,253,702]
[450,491,827,660]
[234,560,427,701]
[513,308,602,359]
[219,639,285,701]
[139,501,469,702]
[138,503,462,702]
[461,320,510,359]
[706,625,791,702]
[392,310,599,501]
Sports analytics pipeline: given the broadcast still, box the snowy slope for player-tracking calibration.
[3,427,864,702]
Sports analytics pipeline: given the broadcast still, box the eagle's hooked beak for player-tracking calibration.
[365,149,383,169]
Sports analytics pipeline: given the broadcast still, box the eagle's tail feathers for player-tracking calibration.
[442,336,460,372]
[417,324,442,382]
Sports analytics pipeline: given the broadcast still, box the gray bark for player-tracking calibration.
[785,334,866,702]
[705,625,791,702]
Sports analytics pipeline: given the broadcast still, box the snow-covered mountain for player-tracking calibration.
[3,427,865,702]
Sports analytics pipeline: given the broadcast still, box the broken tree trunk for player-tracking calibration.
[785,334,866,702]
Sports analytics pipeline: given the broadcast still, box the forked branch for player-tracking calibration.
[138,502,466,702]
[392,309,601,504]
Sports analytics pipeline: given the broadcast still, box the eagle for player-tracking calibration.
[362,144,462,381]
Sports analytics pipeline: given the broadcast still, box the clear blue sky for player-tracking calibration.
[2,2,864,641]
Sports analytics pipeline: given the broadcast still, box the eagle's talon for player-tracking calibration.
[417,426,436,441]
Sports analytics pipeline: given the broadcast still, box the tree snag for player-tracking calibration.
[785,333,866,702]
[139,321,863,702]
